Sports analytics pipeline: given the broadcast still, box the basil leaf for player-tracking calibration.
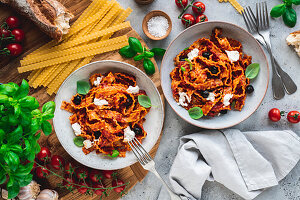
[151,48,166,57]
[270,4,286,18]
[4,151,20,171]
[7,125,22,144]
[181,66,186,72]
[74,136,85,147]
[19,96,39,110]
[128,37,143,53]
[15,80,29,99]
[42,101,55,114]
[41,121,52,136]
[144,51,154,58]
[0,94,8,104]
[188,107,203,119]
[185,58,193,70]
[282,7,297,27]
[14,105,21,118]
[0,172,7,185]
[143,58,155,75]
[7,83,19,97]
[0,129,4,143]
[77,81,90,95]
[14,162,33,176]
[184,47,189,51]
[245,63,260,79]
[30,118,40,134]
[119,45,137,58]
[134,54,145,61]
[292,0,300,5]
[20,111,32,127]
[10,145,23,154]
[7,181,20,199]
[138,95,152,108]
[16,173,32,187]
[8,113,19,126]
[108,150,119,158]
[0,84,15,96]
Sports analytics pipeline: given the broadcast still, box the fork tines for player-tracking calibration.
[242,6,258,33]
[256,1,269,29]
[128,137,152,165]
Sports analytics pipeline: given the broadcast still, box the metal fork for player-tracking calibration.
[242,6,285,100]
[128,138,181,200]
[256,2,297,95]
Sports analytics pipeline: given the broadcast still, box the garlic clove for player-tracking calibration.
[18,180,40,200]
[36,189,59,200]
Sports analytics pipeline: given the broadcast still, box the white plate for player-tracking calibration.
[161,21,269,129]
[53,60,164,170]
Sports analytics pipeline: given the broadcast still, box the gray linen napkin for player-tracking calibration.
[157,129,300,200]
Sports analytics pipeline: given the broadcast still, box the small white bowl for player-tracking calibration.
[53,60,164,170]
[161,21,269,129]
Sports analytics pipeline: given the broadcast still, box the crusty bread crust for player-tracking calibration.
[1,0,73,41]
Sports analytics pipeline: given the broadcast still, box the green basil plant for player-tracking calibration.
[0,80,55,199]
[271,0,300,27]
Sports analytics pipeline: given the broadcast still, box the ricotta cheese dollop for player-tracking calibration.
[93,76,103,86]
[225,50,240,62]
[126,85,140,94]
[223,93,233,107]
[83,140,92,149]
[177,92,191,107]
[187,48,200,61]
[206,92,216,102]
[71,122,81,136]
[123,126,135,142]
[94,98,109,106]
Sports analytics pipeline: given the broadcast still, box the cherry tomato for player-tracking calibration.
[181,14,196,28]
[102,170,116,179]
[36,147,51,162]
[112,179,126,193]
[5,43,23,56]
[175,0,188,8]
[76,181,88,194]
[50,155,65,170]
[62,176,76,190]
[6,16,20,29]
[75,167,89,180]
[196,14,208,23]
[268,108,282,122]
[192,2,206,14]
[11,29,25,42]
[93,183,105,196]
[0,28,10,38]
[89,169,103,183]
[287,111,300,124]
[64,162,76,176]
[35,166,50,178]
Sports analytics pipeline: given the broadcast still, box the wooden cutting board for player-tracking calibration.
[0,1,165,199]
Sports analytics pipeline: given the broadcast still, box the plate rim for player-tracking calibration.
[53,60,165,170]
[160,21,269,129]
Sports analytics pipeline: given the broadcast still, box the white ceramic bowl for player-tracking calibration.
[53,60,164,170]
[161,21,269,129]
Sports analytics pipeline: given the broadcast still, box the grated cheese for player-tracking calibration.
[206,92,216,102]
[177,92,191,107]
[187,48,199,61]
[223,93,233,107]
[127,85,140,94]
[94,98,109,106]
[225,50,240,62]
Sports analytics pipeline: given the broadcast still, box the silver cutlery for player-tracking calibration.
[128,137,181,200]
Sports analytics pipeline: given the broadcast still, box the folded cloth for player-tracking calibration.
[157,129,300,200]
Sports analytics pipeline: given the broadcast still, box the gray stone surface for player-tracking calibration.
[117,0,300,199]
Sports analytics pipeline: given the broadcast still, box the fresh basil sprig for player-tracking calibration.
[74,136,85,147]
[188,107,203,119]
[107,149,120,158]
[0,80,55,199]
[245,63,260,79]
[138,95,152,108]
[271,0,299,27]
[119,37,166,75]
[77,81,90,95]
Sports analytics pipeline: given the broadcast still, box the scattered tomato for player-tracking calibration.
[62,176,76,190]
[50,155,65,170]
[5,43,22,56]
[196,14,208,23]
[76,181,88,194]
[93,183,105,196]
[37,147,51,162]
[175,0,188,8]
[76,167,89,180]
[181,13,195,28]
[11,29,25,42]
[287,111,300,124]
[268,108,283,122]
[64,162,76,176]
[6,16,20,29]
[36,166,50,178]
[192,2,205,14]
[89,169,103,183]
[0,28,10,38]
[112,179,126,193]
[102,170,116,179]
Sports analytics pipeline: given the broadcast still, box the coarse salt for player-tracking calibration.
[147,16,169,38]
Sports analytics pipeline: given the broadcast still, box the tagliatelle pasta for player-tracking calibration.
[61,72,150,157]
[171,28,251,117]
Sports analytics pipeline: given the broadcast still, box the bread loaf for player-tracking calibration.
[286,31,300,57]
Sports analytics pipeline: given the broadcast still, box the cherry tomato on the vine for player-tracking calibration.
[181,13,196,28]
[268,108,283,122]
[76,181,88,194]
[112,179,126,193]
[75,167,89,180]
[64,162,76,176]
[35,166,50,178]
[62,176,76,190]
[89,169,103,183]
[196,14,208,23]
[93,183,105,196]
[11,29,25,42]
[50,155,65,170]
[192,2,206,14]
[0,28,10,38]
[102,170,116,179]
[36,147,51,162]
[287,111,300,123]
[5,43,22,56]
[175,0,188,8]
[6,16,20,29]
